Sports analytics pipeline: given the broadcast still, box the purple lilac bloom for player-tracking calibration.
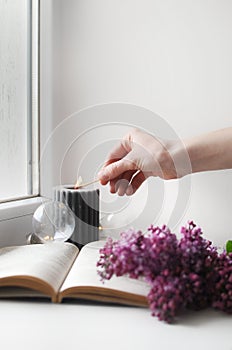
[97,229,147,281]
[97,221,232,323]
[147,275,184,323]
[178,221,218,310]
[212,251,232,313]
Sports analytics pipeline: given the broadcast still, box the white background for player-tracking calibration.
[40,0,232,246]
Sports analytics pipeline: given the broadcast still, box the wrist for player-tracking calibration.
[154,140,181,179]
[167,140,193,178]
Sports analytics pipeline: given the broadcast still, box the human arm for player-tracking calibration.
[98,127,232,196]
[183,127,232,173]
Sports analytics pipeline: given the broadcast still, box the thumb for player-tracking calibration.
[98,155,137,182]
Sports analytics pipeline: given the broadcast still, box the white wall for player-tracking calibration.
[40,0,232,246]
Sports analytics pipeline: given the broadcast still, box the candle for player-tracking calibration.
[53,185,100,246]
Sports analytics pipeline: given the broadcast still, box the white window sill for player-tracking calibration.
[0,197,47,247]
[0,197,45,222]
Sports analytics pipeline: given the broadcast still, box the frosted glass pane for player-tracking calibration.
[0,0,29,201]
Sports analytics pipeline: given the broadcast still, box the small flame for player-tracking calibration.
[43,235,54,241]
[74,176,83,189]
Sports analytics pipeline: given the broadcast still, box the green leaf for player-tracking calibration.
[226,240,232,254]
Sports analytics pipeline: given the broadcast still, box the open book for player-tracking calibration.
[0,241,149,307]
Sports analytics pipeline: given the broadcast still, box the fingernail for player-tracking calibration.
[126,186,133,196]
[98,170,107,180]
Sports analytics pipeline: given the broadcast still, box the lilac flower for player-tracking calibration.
[212,251,232,313]
[97,221,232,323]
[97,225,181,283]
[178,221,218,310]
[146,225,181,280]
[97,229,147,281]
[147,275,184,323]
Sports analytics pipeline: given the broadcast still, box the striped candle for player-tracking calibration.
[53,186,99,246]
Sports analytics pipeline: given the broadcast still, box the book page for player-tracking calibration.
[0,242,78,296]
[60,241,150,303]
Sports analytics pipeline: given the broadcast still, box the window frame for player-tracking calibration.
[0,0,40,205]
[0,0,41,246]
[29,0,40,198]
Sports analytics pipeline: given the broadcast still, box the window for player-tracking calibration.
[0,0,39,203]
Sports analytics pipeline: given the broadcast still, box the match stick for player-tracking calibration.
[74,178,99,189]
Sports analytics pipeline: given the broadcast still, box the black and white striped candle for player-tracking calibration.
[53,186,99,246]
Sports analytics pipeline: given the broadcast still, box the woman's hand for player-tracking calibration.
[98,128,180,196]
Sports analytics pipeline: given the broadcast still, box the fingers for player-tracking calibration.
[109,170,137,195]
[126,171,146,196]
[98,142,129,185]
[97,130,149,195]
[98,134,133,184]
[98,156,137,184]
[108,170,147,196]
[103,139,130,168]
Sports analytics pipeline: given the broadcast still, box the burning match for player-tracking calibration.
[74,176,99,189]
